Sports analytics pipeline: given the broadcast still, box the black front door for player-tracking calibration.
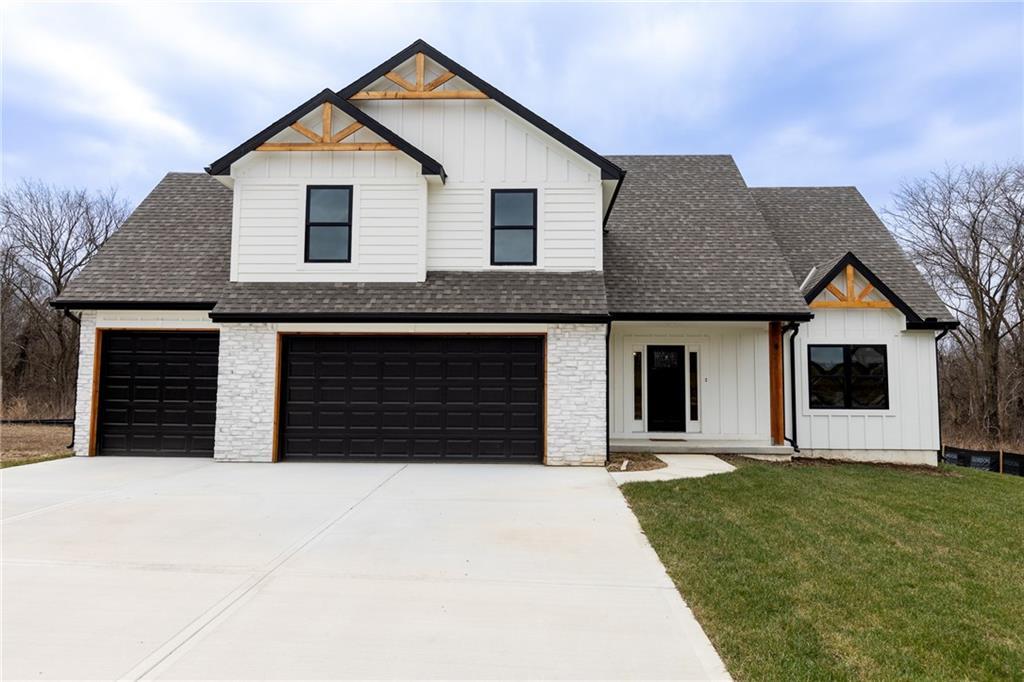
[647,345,686,432]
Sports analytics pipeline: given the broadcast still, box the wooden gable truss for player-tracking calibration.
[350,52,488,101]
[809,264,894,310]
[256,103,397,153]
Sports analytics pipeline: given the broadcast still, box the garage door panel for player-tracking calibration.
[96,331,219,457]
[280,335,543,461]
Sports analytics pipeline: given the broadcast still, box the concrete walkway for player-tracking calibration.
[2,457,729,680]
[609,454,736,486]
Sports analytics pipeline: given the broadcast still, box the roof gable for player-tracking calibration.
[803,252,909,315]
[206,88,445,180]
[751,186,956,327]
[336,39,624,181]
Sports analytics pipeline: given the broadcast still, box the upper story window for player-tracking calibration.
[491,189,536,265]
[305,186,352,263]
[808,344,889,410]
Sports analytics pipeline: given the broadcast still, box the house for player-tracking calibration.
[52,40,956,466]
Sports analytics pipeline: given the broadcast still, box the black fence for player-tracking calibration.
[0,418,74,426]
[942,445,1024,477]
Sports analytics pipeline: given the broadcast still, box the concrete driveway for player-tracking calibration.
[2,457,728,680]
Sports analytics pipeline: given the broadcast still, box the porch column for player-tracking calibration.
[769,321,785,445]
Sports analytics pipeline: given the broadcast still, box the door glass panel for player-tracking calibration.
[633,351,643,420]
[689,351,699,421]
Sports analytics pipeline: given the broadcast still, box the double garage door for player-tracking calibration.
[95,332,544,462]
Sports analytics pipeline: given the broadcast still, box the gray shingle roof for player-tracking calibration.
[53,162,950,326]
[750,187,954,323]
[209,272,608,320]
[602,155,811,318]
[54,172,231,306]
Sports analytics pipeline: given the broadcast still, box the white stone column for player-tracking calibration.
[72,310,97,456]
[213,322,278,462]
[545,323,608,465]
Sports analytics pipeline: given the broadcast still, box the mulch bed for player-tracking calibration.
[606,452,668,472]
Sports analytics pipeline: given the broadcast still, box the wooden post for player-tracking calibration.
[999,449,1004,474]
[769,321,785,446]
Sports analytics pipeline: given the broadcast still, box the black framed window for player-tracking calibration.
[808,344,889,409]
[491,189,536,265]
[305,186,352,263]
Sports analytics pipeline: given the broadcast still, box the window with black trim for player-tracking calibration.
[305,186,352,263]
[808,344,889,409]
[491,189,536,265]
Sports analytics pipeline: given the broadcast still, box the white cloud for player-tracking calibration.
[3,4,199,149]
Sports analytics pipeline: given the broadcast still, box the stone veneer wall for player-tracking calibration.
[73,319,608,465]
[545,323,607,465]
[72,310,97,456]
[213,322,278,462]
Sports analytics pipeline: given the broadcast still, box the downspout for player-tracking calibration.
[61,308,81,449]
[934,327,951,465]
[782,322,801,452]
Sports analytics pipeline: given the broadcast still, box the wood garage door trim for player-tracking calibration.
[273,332,547,463]
[90,328,219,457]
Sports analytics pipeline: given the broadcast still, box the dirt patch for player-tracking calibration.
[606,452,668,472]
[719,454,961,477]
[1,424,73,468]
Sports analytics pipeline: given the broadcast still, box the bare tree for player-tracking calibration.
[1,180,129,417]
[887,163,1024,444]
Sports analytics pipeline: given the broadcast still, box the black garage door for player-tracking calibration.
[279,335,544,461]
[96,331,219,456]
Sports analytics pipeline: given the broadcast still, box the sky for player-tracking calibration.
[2,1,1021,212]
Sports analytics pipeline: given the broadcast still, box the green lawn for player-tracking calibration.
[621,458,1024,681]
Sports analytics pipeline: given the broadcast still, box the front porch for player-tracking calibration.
[609,438,793,458]
[609,320,792,457]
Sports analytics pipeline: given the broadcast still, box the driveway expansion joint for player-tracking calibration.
[117,464,408,681]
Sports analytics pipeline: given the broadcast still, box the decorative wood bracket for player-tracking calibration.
[809,264,894,309]
[349,52,488,100]
[255,103,397,152]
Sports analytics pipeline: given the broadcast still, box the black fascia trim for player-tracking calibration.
[803,251,922,323]
[305,185,353,263]
[611,311,814,322]
[490,189,537,266]
[336,39,624,181]
[209,311,611,323]
[205,88,446,181]
[906,319,960,331]
[50,299,217,311]
[602,173,626,228]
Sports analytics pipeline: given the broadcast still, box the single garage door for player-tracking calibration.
[95,331,219,456]
[279,335,544,461]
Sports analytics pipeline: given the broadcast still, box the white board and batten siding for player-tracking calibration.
[609,322,773,441]
[786,308,940,453]
[357,98,604,272]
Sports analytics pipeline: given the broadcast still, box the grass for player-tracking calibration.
[621,457,1024,681]
[1,424,73,469]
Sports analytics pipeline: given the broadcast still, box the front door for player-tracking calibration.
[647,345,687,432]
